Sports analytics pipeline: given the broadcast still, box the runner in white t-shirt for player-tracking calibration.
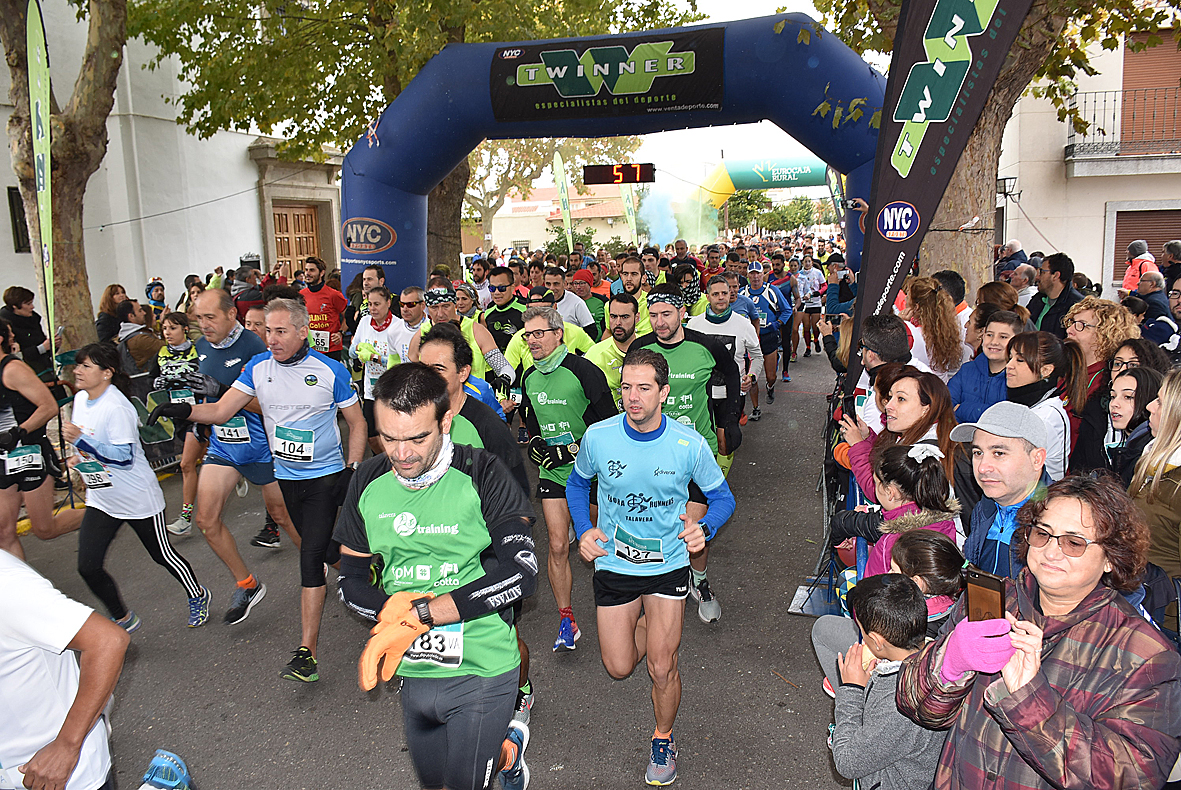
[63,343,208,632]
[0,549,129,790]
[349,285,405,455]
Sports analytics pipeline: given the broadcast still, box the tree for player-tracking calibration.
[817,198,838,226]
[2,0,126,344]
[809,0,1179,294]
[759,196,814,232]
[723,189,768,231]
[465,136,641,243]
[131,0,703,275]
[544,219,596,258]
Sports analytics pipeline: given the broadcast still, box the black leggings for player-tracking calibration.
[279,472,342,587]
[77,508,203,620]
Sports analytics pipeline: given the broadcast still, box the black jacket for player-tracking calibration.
[1027,286,1084,339]
[0,306,49,376]
[95,311,119,344]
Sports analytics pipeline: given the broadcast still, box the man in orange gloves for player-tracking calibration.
[334,362,538,790]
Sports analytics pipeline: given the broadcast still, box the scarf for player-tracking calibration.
[642,270,658,289]
[277,339,311,366]
[395,435,454,490]
[1007,378,1055,408]
[168,339,193,355]
[371,312,394,333]
[306,280,325,293]
[681,279,701,304]
[210,322,244,350]
[534,344,569,374]
[705,307,732,324]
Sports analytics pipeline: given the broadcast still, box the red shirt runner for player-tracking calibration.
[301,284,348,353]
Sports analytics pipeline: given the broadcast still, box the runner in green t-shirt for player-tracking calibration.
[519,305,616,653]
[585,292,640,409]
[334,363,536,790]
[634,283,743,626]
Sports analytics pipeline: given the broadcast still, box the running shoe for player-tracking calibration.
[517,426,529,445]
[224,581,267,625]
[552,616,580,652]
[235,478,249,498]
[513,684,535,725]
[750,407,761,422]
[166,514,192,537]
[250,523,280,549]
[187,586,210,628]
[766,385,775,404]
[814,340,822,353]
[645,735,677,786]
[499,720,531,790]
[804,347,812,357]
[281,646,319,682]
[782,374,791,383]
[116,610,142,633]
[689,577,722,623]
[791,352,798,363]
[822,676,836,699]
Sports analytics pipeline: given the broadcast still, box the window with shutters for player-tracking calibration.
[7,187,30,254]
[1120,31,1181,155]
[1112,209,1181,282]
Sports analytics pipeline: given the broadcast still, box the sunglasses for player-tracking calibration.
[400,300,424,309]
[488,284,511,293]
[1025,524,1098,557]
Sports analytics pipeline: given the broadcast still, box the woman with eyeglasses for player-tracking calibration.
[1131,369,1181,635]
[897,475,1180,789]
[1062,297,1141,475]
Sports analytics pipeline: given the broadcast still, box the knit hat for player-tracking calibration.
[572,270,594,284]
[145,278,164,300]
[1128,239,1149,258]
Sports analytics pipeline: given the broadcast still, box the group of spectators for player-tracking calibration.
[812,237,1181,789]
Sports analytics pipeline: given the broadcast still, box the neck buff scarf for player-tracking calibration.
[168,339,193,354]
[1007,377,1055,407]
[681,278,702,304]
[534,343,569,374]
[306,280,325,293]
[395,434,454,490]
[372,311,394,332]
[705,306,733,324]
[642,270,658,289]
[277,339,311,367]
[210,322,244,350]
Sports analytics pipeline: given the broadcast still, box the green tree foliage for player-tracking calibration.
[759,196,814,232]
[544,220,596,258]
[723,189,768,230]
[465,136,641,242]
[129,0,703,161]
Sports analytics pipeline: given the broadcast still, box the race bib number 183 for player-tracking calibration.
[402,622,464,667]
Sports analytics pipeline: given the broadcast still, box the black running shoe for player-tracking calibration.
[281,646,319,682]
[250,523,280,549]
[224,582,267,625]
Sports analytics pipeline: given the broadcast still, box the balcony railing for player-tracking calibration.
[1065,88,1181,158]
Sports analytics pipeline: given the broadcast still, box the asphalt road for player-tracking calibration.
[20,346,850,790]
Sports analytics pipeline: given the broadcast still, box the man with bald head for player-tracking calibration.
[1010,264,1038,307]
[1132,270,1170,323]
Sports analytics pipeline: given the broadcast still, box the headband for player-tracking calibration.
[647,292,685,309]
[423,288,457,306]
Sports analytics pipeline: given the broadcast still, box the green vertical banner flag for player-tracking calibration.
[553,151,574,254]
[843,0,1033,396]
[619,183,639,246]
[27,0,54,359]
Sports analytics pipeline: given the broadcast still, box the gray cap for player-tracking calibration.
[949,401,1047,449]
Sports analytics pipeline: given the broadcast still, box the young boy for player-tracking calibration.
[828,574,946,790]
[947,309,1024,422]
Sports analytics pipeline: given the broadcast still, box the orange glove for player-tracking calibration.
[358,591,436,691]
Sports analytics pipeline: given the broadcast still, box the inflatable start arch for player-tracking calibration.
[341,13,886,293]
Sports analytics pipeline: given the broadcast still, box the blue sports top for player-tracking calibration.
[232,348,358,479]
[196,329,271,466]
[567,414,734,576]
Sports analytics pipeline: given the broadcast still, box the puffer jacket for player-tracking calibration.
[947,352,1007,423]
[864,499,961,578]
[1130,441,1181,581]
[896,570,1181,790]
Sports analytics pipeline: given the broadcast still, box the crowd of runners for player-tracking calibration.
[3,233,1181,790]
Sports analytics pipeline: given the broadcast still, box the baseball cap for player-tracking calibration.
[949,401,1047,449]
[527,286,556,304]
[747,261,764,273]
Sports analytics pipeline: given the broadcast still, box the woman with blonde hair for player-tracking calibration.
[1064,296,1141,473]
[1130,369,1181,633]
[975,280,1032,328]
[95,283,127,344]
[901,276,965,382]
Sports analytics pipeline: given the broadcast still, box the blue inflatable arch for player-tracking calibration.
[341,13,885,293]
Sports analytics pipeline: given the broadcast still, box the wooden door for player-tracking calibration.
[274,205,320,275]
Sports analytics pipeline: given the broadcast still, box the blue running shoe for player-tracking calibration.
[187,586,210,627]
[500,720,531,790]
[645,735,677,785]
[552,616,580,652]
[142,749,193,789]
[115,610,141,633]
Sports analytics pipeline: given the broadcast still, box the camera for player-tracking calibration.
[842,198,860,210]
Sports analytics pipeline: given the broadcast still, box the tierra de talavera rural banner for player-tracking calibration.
[843,0,1034,396]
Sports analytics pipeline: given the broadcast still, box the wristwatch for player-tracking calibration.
[412,597,434,628]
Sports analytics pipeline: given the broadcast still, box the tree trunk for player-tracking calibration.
[1,0,127,347]
[428,156,470,270]
[918,0,1067,297]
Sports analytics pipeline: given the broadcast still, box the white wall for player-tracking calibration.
[0,1,263,317]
